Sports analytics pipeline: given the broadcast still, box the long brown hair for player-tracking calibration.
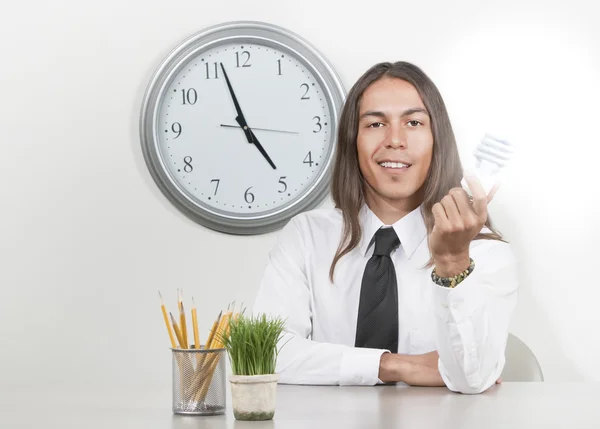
[329,61,504,281]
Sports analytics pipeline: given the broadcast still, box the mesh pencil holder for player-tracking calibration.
[171,346,227,415]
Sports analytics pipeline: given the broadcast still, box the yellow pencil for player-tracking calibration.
[191,297,200,350]
[170,312,185,349]
[178,289,189,349]
[158,290,177,348]
[205,311,222,350]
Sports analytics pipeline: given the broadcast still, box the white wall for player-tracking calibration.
[1,0,598,387]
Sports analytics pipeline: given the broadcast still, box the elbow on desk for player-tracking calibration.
[446,380,495,395]
[440,362,503,395]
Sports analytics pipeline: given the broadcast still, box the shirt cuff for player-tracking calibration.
[431,271,486,323]
[339,347,388,386]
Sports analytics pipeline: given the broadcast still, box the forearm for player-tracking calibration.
[432,252,518,393]
[378,352,445,387]
[276,332,387,386]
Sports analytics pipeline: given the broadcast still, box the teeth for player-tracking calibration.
[379,161,409,169]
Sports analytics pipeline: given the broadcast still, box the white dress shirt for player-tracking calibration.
[252,203,519,394]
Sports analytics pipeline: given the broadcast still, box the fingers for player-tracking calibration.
[448,187,472,216]
[440,193,461,223]
[462,174,488,222]
[488,182,501,202]
[432,202,448,230]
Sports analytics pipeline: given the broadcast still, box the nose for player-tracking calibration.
[385,122,406,149]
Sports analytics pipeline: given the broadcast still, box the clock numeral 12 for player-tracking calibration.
[277,59,282,75]
[236,51,251,67]
[205,62,219,79]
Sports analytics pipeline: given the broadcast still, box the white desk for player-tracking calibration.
[2,383,599,428]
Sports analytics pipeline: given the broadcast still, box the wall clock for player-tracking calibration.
[139,21,346,234]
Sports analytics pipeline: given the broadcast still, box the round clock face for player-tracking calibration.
[140,22,345,234]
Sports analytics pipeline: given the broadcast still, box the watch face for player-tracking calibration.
[156,41,334,217]
[141,22,345,234]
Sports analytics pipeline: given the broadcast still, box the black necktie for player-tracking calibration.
[355,227,400,353]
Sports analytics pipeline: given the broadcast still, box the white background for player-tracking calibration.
[1,0,598,388]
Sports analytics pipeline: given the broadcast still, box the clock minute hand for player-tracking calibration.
[221,62,277,170]
[220,62,253,143]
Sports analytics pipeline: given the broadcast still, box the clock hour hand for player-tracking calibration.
[235,116,277,169]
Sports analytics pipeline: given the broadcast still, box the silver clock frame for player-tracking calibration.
[139,21,346,235]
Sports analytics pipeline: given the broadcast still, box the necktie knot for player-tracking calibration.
[373,227,400,256]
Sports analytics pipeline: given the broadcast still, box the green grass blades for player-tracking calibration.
[219,313,286,376]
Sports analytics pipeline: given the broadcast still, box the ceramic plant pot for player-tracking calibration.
[229,373,280,421]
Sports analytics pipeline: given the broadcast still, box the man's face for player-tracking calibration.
[357,77,434,208]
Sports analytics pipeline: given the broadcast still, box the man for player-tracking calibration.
[252,61,518,394]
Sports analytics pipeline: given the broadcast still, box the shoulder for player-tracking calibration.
[288,207,343,232]
[469,227,518,271]
[275,207,344,249]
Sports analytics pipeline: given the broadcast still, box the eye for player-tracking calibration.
[407,120,423,127]
[367,122,385,128]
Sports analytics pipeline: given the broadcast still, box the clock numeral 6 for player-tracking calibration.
[278,177,287,193]
[181,89,197,105]
[183,156,193,173]
[171,122,182,138]
[236,51,251,68]
[244,187,255,204]
[312,116,322,133]
[300,83,310,100]
[303,151,314,167]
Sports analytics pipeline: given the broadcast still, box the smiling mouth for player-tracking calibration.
[378,161,411,169]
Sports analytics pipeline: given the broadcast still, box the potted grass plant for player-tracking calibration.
[218,312,286,421]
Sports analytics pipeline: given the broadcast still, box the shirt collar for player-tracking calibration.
[358,203,428,259]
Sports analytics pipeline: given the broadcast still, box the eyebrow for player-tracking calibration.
[359,107,429,120]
